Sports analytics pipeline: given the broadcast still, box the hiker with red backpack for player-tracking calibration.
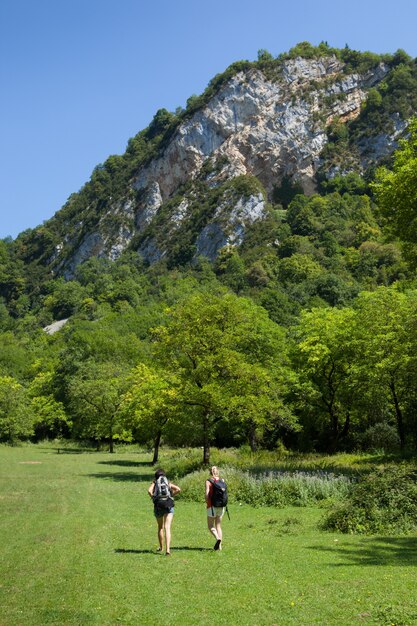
[205,465,228,551]
[148,469,181,555]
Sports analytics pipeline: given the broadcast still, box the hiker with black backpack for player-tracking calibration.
[205,466,228,551]
[148,469,181,556]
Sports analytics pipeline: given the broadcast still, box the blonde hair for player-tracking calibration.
[210,466,219,478]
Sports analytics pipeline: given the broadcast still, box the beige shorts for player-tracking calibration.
[207,506,224,518]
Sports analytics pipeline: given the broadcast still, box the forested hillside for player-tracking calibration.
[1,43,417,459]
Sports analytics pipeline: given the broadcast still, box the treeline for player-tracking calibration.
[1,277,417,462]
[1,120,417,462]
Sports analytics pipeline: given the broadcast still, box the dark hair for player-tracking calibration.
[154,468,166,479]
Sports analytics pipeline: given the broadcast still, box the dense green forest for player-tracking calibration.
[2,47,417,462]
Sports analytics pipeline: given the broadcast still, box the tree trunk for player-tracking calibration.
[203,415,210,465]
[152,430,162,465]
[390,380,405,450]
[248,420,258,452]
[328,404,339,454]
[109,420,114,453]
[340,412,350,440]
[324,366,339,453]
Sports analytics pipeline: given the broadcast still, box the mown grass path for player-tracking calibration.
[1,445,416,625]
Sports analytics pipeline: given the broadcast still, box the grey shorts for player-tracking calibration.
[207,506,224,518]
[154,506,174,518]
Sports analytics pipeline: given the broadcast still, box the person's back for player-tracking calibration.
[205,465,226,550]
[148,469,181,555]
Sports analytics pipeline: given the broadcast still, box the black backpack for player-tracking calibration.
[153,476,173,509]
[209,477,228,507]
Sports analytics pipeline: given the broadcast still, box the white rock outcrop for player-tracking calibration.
[195,192,266,260]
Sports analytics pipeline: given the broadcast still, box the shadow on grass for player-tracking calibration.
[51,447,98,454]
[115,546,211,554]
[172,546,212,552]
[115,548,155,554]
[86,472,154,482]
[97,459,153,468]
[353,451,417,465]
[310,536,417,567]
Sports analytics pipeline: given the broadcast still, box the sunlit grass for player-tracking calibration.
[1,444,416,625]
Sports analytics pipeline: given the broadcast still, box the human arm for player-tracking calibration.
[205,479,212,505]
[169,482,181,496]
[148,482,155,499]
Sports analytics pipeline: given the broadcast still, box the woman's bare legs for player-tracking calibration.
[156,516,164,551]
[215,515,223,546]
[156,513,174,554]
[207,515,219,540]
[164,513,173,554]
[207,514,223,549]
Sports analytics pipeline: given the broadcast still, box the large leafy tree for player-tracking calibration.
[69,361,130,452]
[292,307,357,452]
[151,293,296,464]
[0,376,32,442]
[120,364,181,464]
[353,287,417,449]
[27,370,70,440]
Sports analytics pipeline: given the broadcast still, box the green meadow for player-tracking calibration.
[1,445,416,626]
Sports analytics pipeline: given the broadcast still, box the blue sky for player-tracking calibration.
[1,0,416,239]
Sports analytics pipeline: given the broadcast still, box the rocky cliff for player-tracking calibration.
[38,50,415,277]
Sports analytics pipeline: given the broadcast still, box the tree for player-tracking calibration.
[27,370,70,440]
[257,49,274,62]
[0,239,26,313]
[152,293,296,463]
[43,279,87,319]
[0,376,32,442]
[364,88,383,110]
[292,307,357,452]
[0,331,34,378]
[120,364,181,464]
[214,248,247,293]
[69,362,130,452]
[372,117,417,258]
[278,253,322,285]
[353,287,417,449]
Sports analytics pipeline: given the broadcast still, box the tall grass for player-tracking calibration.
[178,466,353,507]
[152,445,417,484]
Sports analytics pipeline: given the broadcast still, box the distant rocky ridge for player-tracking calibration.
[39,53,413,277]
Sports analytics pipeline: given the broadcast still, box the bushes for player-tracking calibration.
[356,423,401,453]
[321,466,417,534]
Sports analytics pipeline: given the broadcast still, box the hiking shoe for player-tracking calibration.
[214,539,221,551]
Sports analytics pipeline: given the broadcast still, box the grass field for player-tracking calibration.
[1,445,417,626]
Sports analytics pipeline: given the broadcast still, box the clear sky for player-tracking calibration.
[1,0,416,239]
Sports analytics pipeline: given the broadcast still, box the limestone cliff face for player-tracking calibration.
[53,55,404,276]
[133,59,383,202]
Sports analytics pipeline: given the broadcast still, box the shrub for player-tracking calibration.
[157,447,203,478]
[321,466,417,534]
[357,423,401,453]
